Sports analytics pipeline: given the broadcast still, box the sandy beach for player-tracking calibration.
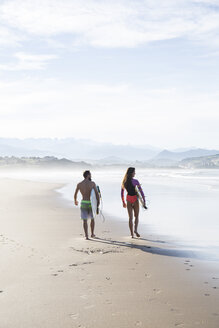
[0,178,219,328]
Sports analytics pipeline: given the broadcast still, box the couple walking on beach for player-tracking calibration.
[74,167,147,240]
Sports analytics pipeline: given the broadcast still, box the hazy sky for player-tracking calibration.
[1,0,219,148]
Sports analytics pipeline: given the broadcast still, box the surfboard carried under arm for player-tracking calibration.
[135,185,147,209]
[90,186,105,221]
[90,188,98,219]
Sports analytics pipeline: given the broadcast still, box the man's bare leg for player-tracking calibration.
[133,201,140,237]
[91,219,95,238]
[127,202,134,238]
[83,220,89,240]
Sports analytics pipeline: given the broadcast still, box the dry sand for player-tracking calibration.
[0,178,219,328]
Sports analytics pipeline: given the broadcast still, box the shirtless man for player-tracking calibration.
[74,170,100,240]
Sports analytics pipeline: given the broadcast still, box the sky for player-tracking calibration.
[1,0,219,149]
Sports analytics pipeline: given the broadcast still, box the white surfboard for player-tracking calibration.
[90,188,98,218]
[135,185,147,209]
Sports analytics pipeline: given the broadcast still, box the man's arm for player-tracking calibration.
[74,184,80,206]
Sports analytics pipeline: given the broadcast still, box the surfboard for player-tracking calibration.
[90,188,98,218]
[135,185,147,209]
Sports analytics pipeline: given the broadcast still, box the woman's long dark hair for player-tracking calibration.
[122,167,135,191]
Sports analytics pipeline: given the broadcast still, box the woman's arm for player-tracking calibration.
[121,186,127,208]
[133,179,145,203]
[137,183,145,203]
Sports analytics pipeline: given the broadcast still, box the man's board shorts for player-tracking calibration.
[80,200,94,220]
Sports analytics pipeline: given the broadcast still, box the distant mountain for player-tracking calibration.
[180,154,219,169]
[173,147,197,152]
[154,148,219,162]
[145,158,179,168]
[1,154,219,170]
[91,156,131,165]
[1,139,219,168]
[0,138,160,161]
[0,142,51,157]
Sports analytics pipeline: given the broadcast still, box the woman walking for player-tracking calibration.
[121,167,146,238]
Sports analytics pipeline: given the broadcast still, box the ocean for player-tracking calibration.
[2,167,219,261]
[58,168,219,261]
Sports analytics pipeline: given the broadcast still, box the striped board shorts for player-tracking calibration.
[80,200,94,220]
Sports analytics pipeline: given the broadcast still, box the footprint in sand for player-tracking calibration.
[175,323,184,327]
[153,288,162,294]
[145,273,151,278]
[170,308,183,316]
[135,321,142,326]
[112,312,120,317]
[83,261,93,265]
[70,313,79,320]
[148,297,156,302]
[204,293,210,296]
[84,304,95,310]
[80,294,88,300]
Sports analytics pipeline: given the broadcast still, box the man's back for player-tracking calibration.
[77,179,95,201]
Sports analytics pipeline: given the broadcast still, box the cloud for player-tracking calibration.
[0,52,58,70]
[1,76,219,147]
[0,0,219,48]
[0,25,25,46]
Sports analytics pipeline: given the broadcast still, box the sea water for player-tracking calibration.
[58,168,219,261]
[2,168,219,261]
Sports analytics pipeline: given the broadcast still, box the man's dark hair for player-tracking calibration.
[83,170,91,179]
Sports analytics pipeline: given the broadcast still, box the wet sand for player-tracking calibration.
[0,178,219,328]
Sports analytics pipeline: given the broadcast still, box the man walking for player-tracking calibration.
[74,170,100,240]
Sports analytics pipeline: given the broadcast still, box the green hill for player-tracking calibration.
[0,156,90,169]
[180,154,219,168]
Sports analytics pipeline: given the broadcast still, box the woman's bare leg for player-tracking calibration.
[127,202,134,238]
[133,200,140,237]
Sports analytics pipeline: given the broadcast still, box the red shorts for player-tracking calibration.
[126,195,137,204]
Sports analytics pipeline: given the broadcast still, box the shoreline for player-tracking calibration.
[0,178,219,328]
[58,183,219,263]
